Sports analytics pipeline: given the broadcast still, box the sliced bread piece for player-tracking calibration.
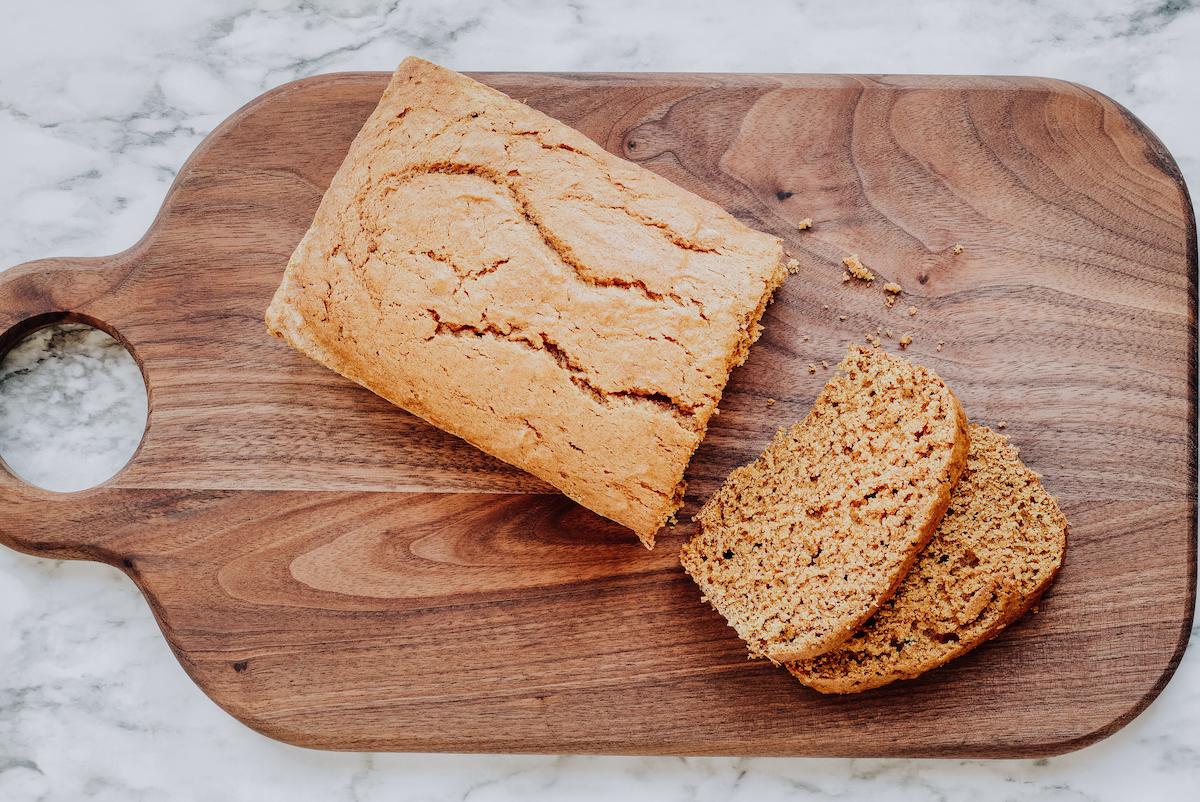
[680,345,970,662]
[786,424,1068,693]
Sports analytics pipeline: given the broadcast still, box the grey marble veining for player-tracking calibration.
[1,1,1198,800]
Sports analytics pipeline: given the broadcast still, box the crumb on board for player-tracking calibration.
[884,329,894,338]
[712,407,720,416]
[797,217,813,230]
[821,360,829,369]
[899,334,913,349]
[952,243,964,255]
[842,254,875,282]
[997,420,1008,429]
[822,304,829,311]
[867,334,882,347]
[936,339,945,352]
[838,314,848,321]
[882,282,902,308]
[808,363,818,374]
[785,257,801,275]
[907,306,918,317]
[802,334,811,342]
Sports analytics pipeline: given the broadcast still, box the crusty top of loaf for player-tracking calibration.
[680,345,970,660]
[266,58,785,545]
[787,424,1068,693]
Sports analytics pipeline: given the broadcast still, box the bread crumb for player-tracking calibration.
[713,408,720,416]
[838,314,848,321]
[766,398,776,406]
[898,334,913,349]
[936,340,945,352]
[808,363,818,374]
[822,304,829,311]
[842,254,875,282]
[821,360,829,369]
[952,243,964,255]
[867,334,882,347]
[797,218,813,231]
[884,329,894,338]
[997,420,1007,429]
[907,306,918,317]
[785,258,801,275]
[842,272,852,283]
[802,334,811,342]
[882,282,902,308]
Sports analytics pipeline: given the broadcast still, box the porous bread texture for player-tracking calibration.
[787,424,1068,693]
[265,57,786,547]
[680,345,970,662]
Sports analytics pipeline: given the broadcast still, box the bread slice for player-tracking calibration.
[265,58,786,547]
[680,345,970,662]
[787,424,1068,693]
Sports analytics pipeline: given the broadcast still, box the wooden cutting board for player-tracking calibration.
[0,72,1194,758]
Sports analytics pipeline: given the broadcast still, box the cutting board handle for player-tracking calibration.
[0,252,139,333]
[0,250,150,561]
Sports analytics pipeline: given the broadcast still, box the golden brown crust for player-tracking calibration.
[788,424,1068,693]
[265,58,785,546]
[681,346,970,661]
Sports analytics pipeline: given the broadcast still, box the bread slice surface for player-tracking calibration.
[787,424,1068,692]
[680,345,970,661]
[265,58,786,546]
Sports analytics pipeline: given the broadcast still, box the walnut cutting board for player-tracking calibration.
[0,72,1194,758]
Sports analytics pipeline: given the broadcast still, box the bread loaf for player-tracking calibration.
[265,58,787,546]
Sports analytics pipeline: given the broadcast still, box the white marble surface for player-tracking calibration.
[1,1,1198,799]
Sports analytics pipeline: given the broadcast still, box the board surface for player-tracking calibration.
[0,71,1194,757]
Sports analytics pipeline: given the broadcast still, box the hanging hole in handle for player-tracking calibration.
[0,312,149,492]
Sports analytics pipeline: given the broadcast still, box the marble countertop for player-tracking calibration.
[1,1,1197,799]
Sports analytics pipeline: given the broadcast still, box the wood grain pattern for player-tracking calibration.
[0,72,1194,757]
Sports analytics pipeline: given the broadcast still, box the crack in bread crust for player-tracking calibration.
[325,164,726,416]
[425,308,701,425]
[560,188,722,255]
[518,130,723,258]
[376,161,709,314]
